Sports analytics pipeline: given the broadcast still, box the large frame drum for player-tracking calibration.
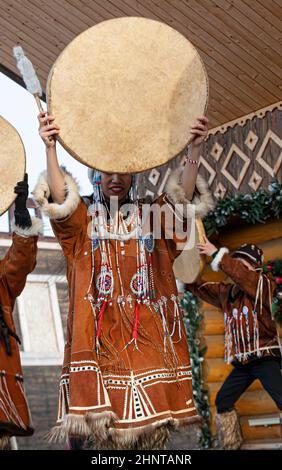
[47,17,208,173]
[0,116,26,216]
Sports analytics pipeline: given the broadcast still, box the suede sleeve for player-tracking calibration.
[51,198,89,260]
[0,233,37,304]
[186,281,230,309]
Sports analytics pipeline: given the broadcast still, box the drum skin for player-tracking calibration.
[47,17,208,173]
[0,116,26,216]
[173,218,206,283]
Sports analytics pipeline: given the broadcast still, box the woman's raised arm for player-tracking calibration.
[38,111,66,204]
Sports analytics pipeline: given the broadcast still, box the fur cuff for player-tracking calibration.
[165,168,215,219]
[32,166,80,220]
[12,216,44,238]
[211,247,229,272]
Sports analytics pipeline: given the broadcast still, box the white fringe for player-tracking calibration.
[165,169,215,219]
[13,46,42,96]
[211,247,229,272]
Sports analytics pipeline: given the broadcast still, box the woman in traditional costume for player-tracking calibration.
[33,111,213,449]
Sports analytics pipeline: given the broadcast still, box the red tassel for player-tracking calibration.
[133,300,141,340]
[96,299,107,339]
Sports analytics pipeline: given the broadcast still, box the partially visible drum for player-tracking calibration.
[173,218,206,284]
[0,116,26,216]
[47,16,208,173]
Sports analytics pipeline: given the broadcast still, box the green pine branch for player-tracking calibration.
[204,179,282,237]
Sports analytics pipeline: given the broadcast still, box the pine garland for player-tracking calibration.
[204,179,282,237]
[263,259,282,325]
[182,291,212,449]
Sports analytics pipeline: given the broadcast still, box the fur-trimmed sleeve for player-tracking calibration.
[32,166,88,258]
[164,168,215,220]
[32,166,81,221]
[11,217,43,238]
[156,168,214,261]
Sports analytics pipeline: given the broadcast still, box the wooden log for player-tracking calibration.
[209,389,279,416]
[205,356,277,386]
[201,301,221,312]
[241,438,282,450]
[240,415,281,440]
[205,335,224,358]
[203,358,233,382]
[235,390,279,415]
[200,270,226,282]
[217,220,282,249]
[201,310,224,335]
[257,238,282,261]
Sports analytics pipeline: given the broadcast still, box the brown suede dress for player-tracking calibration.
[33,167,214,449]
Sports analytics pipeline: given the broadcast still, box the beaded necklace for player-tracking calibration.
[86,171,155,354]
[86,170,181,356]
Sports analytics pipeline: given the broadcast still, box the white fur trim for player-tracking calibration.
[32,166,81,220]
[211,247,229,272]
[47,411,117,443]
[12,216,44,238]
[165,168,215,219]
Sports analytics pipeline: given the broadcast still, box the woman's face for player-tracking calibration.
[100,172,132,202]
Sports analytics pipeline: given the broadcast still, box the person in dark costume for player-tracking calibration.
[187,235,282,449]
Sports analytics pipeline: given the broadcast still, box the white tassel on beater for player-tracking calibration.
[13,45,52,141]
[13,46,43,108]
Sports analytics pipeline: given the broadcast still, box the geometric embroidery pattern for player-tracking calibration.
[103,366,193,421]
[137,107,281,200]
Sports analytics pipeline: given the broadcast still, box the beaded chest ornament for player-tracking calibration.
[86,170,158,354]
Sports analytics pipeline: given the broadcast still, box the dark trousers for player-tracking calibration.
[215,358,282,413]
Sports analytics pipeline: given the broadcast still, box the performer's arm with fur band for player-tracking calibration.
[32,166,88,259]
[159,168,214,261]
[0,230,40,303]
